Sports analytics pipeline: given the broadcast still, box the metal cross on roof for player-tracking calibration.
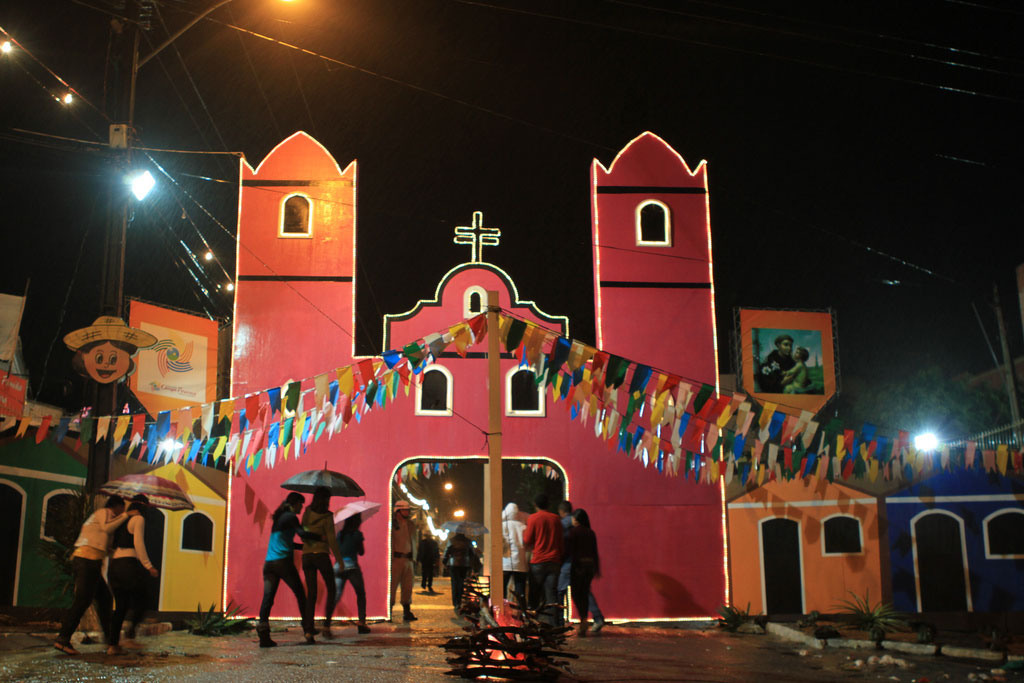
[453,211,500,264]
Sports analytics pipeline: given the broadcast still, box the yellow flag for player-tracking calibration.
[997,445,1009,475]
[337,366,354,399]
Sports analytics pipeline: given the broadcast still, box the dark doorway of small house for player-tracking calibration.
[761,518,802,615]
[914,513,968,612]
[143,508,165,611]
[0,482,22,606]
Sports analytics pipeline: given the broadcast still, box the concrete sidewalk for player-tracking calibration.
[0,580,1018,682]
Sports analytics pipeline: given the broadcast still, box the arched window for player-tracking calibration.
[41,491,78,546]
[280,194,311,236]
[464,287,486,317]
[506,368,544,416]
[416,366,452,416]
[181,512,214,552]
[635,200,671,246]
[984,509,1024,557]
[822,515,862,555]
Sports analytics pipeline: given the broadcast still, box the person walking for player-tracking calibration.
[331,513,371,634]
[442,532,476,613]
[417,531,440,594]
[390,500,417,622]
[566,508,600,637]
[557,500,606,632]
[522,493,563,625]
[107,494,159,655]
[54,495,136,655]
[301,487,344,639]
[257,492,321,647]
[501,502,528,605]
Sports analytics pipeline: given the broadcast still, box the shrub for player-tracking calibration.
[835,591,908,641]
[186,602,251,636]
[716,603,750,632]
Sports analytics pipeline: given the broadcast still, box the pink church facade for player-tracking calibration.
[227,131,725,622]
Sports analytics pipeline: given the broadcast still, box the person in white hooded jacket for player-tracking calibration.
[501,502,528,604]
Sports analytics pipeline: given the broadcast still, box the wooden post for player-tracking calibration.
[485,291,504,611]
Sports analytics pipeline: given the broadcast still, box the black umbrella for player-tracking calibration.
[280,468,365,497]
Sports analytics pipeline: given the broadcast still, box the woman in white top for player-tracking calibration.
[501,502,529,604]
[54,495,137,655]
[107,494,159,655]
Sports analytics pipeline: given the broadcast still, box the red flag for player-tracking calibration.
[35,414,52,444]
[357,359,376,390]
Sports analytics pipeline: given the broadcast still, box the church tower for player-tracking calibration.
[590,132,718,387]
[231,132,357,398]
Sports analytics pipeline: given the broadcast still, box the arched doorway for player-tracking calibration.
[387,456,567,617]
[913,511,971,612]
[760,517,803,615]
[0,481,24,606]
[143,508,166,611]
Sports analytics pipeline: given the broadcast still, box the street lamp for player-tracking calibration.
[453,509,465,519]
[913,432,939,452]
[444,482,453,491]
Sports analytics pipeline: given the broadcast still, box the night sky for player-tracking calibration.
[1,0,1021,430]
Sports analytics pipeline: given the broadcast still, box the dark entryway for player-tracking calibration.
[143,508,165,611]
[914,512,969,612]
[761,517,803,614]
[0,482,22,606]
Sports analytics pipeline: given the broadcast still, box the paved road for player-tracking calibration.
[0,579,1013,682]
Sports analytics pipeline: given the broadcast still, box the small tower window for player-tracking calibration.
[823,515,862,555]
[181,512,214,552]
[635,200,671,246]
[464,286,487,318]
[41,492,78,545]
[416,366,453,416]
[281,194,312,236]
[506,368,544,416]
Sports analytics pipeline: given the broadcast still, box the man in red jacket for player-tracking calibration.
[523,493,563,625]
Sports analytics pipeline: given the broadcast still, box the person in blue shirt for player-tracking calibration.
[257,492,322,648]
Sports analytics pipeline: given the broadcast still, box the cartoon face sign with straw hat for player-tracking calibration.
[63,316,157,384]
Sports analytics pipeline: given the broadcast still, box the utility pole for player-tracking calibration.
[993,282,1023,448]
[484,291,504,612]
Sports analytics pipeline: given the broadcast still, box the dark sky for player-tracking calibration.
[1,0,1022,424]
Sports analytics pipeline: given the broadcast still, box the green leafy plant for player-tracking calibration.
[38,489,92,598]
[835,591,909,641]
[186,601,251,636]
[716,603,750,632]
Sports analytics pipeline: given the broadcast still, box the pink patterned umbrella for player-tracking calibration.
[99,474,194,511]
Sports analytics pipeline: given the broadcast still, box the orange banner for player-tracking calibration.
[128,301,218,416]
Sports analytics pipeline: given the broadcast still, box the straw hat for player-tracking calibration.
[63,316,157,352]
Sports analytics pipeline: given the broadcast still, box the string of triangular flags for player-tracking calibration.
[0,316,489,476]
[390,461,562,486]
[2,310,1021,485]
[493,312,1023,486]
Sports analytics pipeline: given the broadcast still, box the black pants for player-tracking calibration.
[420,563,435,590]
[503,570,528,604]
[58,556,113,643]
[449,566,469,609]
[302,553,336,627]
[108,557,148,645]
[332,566,367,623]
[569,561,596,623]
[260,558,311,633]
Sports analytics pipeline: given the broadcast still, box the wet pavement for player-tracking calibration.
[1,579,1019,682]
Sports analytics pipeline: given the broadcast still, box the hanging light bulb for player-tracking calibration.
[61,92,73,105]
[1,41,13,54]
[204,251,213,261]
[226,282,234,292]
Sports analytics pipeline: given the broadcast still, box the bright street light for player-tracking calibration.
[444,482,453,491]
[128,170,155,200]
[1,41,12,54]
[913,432,939,452]
[61,92,73,105]
[453,509,465,519]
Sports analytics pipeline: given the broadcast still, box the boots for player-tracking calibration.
[256,623,276,648]
[357,621,371,634]
[402,604,418,622]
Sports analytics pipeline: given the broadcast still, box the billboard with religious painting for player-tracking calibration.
[128,301,218,417]
[738,308,837,415]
